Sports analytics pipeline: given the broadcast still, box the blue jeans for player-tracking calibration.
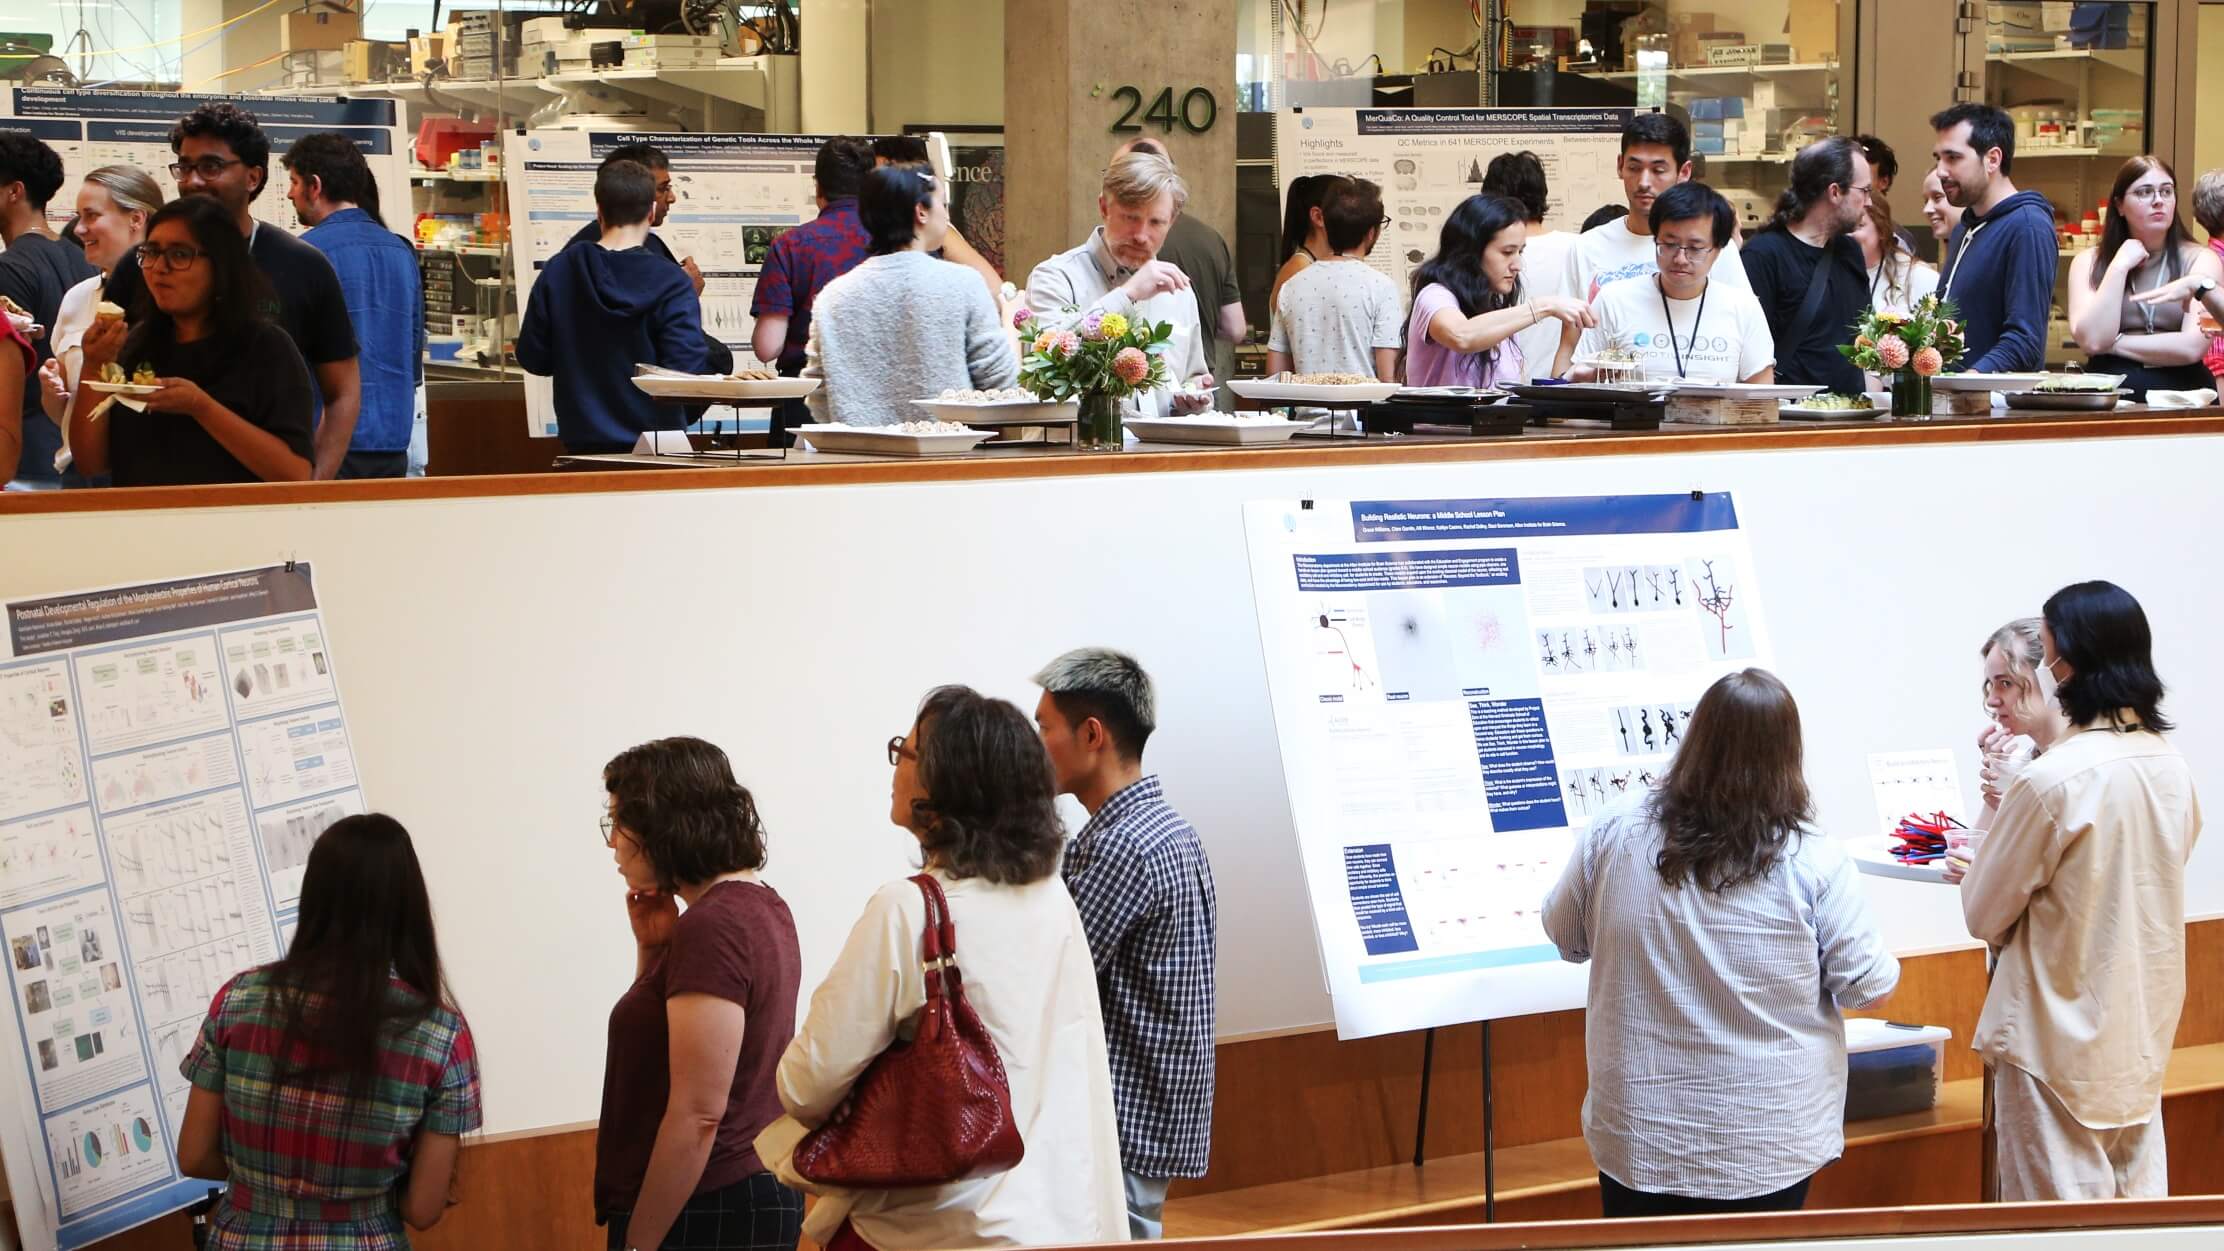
[1123,1170,1171,1240]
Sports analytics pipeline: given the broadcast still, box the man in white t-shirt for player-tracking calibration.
[1483,150,1577,382]
[1267,177,1401,381]
[1555,182,1775,385]
[1565,112,1750,304]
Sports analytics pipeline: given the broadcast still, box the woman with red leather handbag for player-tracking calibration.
[755,686,1126,1250]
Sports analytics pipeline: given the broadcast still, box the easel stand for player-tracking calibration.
[1411,1020,1497,1221]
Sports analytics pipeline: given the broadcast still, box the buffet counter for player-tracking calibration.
[6,405,2219,515]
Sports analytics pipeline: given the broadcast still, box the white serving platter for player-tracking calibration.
[1228,378,1400,405]
[1780,399,1884,419]
[1931,372,2046,392]
[789,423,994,456]
[909,397,1079,426]
[1668,382,1824,401]
[631,373,820,401]
[1126,414,1311,445]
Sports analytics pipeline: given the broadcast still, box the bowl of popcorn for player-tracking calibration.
[910,387,1081,425]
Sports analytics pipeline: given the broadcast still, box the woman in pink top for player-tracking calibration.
[1404,193,1593,387]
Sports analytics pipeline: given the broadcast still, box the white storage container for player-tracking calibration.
[1843,1018,1951,1122]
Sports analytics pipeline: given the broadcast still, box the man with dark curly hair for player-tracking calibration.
[168,102,361,479]
[0,132,96,488]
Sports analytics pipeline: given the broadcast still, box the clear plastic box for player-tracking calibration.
[1844,1019,1951,1122]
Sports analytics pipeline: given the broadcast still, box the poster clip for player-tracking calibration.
[283,558,296,574]
[1301,498,1314,511]
[1689,489,1704,501]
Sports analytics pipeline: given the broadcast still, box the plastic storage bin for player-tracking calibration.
[1844,1019,1950,1122]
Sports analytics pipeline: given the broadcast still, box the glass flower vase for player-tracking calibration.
[1077,391,1124,451]
[1890,369,1933,418]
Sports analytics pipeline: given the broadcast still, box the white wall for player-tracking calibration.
[3,429,2220,1135]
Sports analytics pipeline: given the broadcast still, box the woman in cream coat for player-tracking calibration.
[757,686,1124,1249]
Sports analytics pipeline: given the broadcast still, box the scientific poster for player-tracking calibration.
[0,565,365,1251]
[1275,107,1631,295]
[1244,494,1775,1039]
[0,88,411,236]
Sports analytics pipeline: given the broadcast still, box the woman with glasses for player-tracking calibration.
[68,195,312,485]
[2066,156,2221,400]
[756,687,1125,1251]
[597,736,803,1251]
[36,165,163,480]
[802,164,1016,427]
[175,814,481,1250]
[1555,182,1775,385]
[1543,669,1898,1217]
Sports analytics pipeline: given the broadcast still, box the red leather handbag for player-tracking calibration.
[791,874,1025,1188]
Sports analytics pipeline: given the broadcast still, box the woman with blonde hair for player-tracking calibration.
[1853,197,1939,318]
[39,164,164,478]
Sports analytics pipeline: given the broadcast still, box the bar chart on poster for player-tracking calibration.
[0,565,365,1251]
[1243,494,1775,1039]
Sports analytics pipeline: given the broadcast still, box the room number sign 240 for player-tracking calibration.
[1109,86,1218,134]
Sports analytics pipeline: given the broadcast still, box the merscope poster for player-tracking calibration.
[1244,494,1773,1038]
[0,566,365,1251]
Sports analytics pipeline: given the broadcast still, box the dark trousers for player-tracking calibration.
[337,450,409,479]
[1598,1170,1812,1218]
[603,1171,803,1251]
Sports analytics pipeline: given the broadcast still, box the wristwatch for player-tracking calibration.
[2195,276,2219,301]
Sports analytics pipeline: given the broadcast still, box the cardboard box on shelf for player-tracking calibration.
[1787,0,1839,63]
[343,39,404,82]
[283,2,361,53]
[409,32,446,76]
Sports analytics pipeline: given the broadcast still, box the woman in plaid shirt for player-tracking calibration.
[177,814,482,1250]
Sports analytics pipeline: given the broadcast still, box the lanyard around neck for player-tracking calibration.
[1656,274,1709,379]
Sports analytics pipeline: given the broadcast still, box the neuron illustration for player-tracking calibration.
[1659,705,1680,745]
[1587,574,1606,608]
[1608,769,1634,793]
[1314,609,1375,691]
[1615,708,1631,753]
[1696,560,1736,653]
[1639,707,1656,752]
[1622,628,1639,666]
[1605,631,1624,667]
[1559,632,1578,672]
[1538,631,1560,671]
[1646,569,1665,604]
[1606,569,1624,609]
[1668,568,1683,606]
[1582,629,1599,668]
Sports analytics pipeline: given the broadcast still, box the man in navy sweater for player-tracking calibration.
[518,161,707,452]
[1929,103,2059,373]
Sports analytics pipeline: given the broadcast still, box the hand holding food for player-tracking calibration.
[1119,260,1192,302]
[1535,295,1598,328]
[95,300,126,322]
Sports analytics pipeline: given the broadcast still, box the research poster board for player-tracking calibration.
[0,566,364,1251]
[505,129,846,438]
[1276,106,1631,294]
[0,88,411,238]
[1244,493,1775,1039]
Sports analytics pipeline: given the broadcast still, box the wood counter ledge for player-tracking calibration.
[6,407,2221,515]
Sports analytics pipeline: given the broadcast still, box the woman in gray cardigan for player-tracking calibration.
[803,165,1017,426]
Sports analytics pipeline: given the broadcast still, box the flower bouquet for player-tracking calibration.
[1011,305,1173,450]
[1839,294,1966,417]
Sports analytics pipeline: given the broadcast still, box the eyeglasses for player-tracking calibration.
[2125,184,2176,203]
[134,244,208,272]
[886,735,917,766]
[167,157,243,181]
[598,814,618,847]
[1848,184,1874,196]
[1379,214,1393,228]
[1653,242,1716,260]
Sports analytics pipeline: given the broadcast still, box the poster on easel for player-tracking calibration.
[1274,106,1631,294]
[0,88,411,237]
[1243,493,1774,1039]
[0,565,364,1251]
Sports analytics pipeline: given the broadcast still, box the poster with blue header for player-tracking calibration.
[1244,493,1774,1038]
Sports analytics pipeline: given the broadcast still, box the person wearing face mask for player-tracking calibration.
[1556,182,1774,384]
[802,163,1015,426]
[1959,581,2201,1201]
[596,737,802,1251]
[1943,621,2072,887]
[2065,156,2221,401]
[755,687,1125,1251]
[38,165,163,483]
[1024,152,1214,417]
[1405,192,1593,387]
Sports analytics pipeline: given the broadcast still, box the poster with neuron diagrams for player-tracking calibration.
[0,565,363,1251]
[1244,494,1774,1039]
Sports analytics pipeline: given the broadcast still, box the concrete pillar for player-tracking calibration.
[803,0,871,136]
[1003,0,1237,278]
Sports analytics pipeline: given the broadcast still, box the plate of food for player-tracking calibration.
[83,362,161,397]
[1126,413,1312,445]
[631,366,820,401]
[1931,371,2047,392]
[2003,373,2129,411]
[1780,393,1884,419]
[910,388,1079,425]
[1228,372,1399,405]
[789,420,995,456]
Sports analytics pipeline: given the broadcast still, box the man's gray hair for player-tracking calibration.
[2193,169,2224,237]
[1103,152,1188,212]
[1033,647,1157,741]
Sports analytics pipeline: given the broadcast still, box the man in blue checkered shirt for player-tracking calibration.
[1035,648,1218,1239]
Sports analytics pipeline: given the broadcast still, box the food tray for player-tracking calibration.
[1507,382,1672,403]
[1125,414,1309,445]
[82,381,160,397]
[2002,390,2125,411]
[1931,372,2045,392]
[789,423,994,456]
[1668,382,1824,401]
[909,397,1079,426]
[1780,402,1884,420]
[1228,378,1400,405]
[631,374,820,401]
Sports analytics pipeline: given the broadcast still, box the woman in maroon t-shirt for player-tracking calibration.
[596,737,803,1251]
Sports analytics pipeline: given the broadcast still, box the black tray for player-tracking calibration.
[1362,396,1529,437]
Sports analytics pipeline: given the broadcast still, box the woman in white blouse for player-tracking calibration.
[1854,200,1939,319]
[756,686,1124,1250]
[1542,668,1898,1218]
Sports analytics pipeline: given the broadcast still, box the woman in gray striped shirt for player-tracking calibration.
[1543,668,1900,1217]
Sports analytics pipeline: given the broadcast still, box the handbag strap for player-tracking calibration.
[908,873,965,1041]
[1782,234,1839,354]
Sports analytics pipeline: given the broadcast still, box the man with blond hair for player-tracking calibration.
[1025,151,1214,417]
